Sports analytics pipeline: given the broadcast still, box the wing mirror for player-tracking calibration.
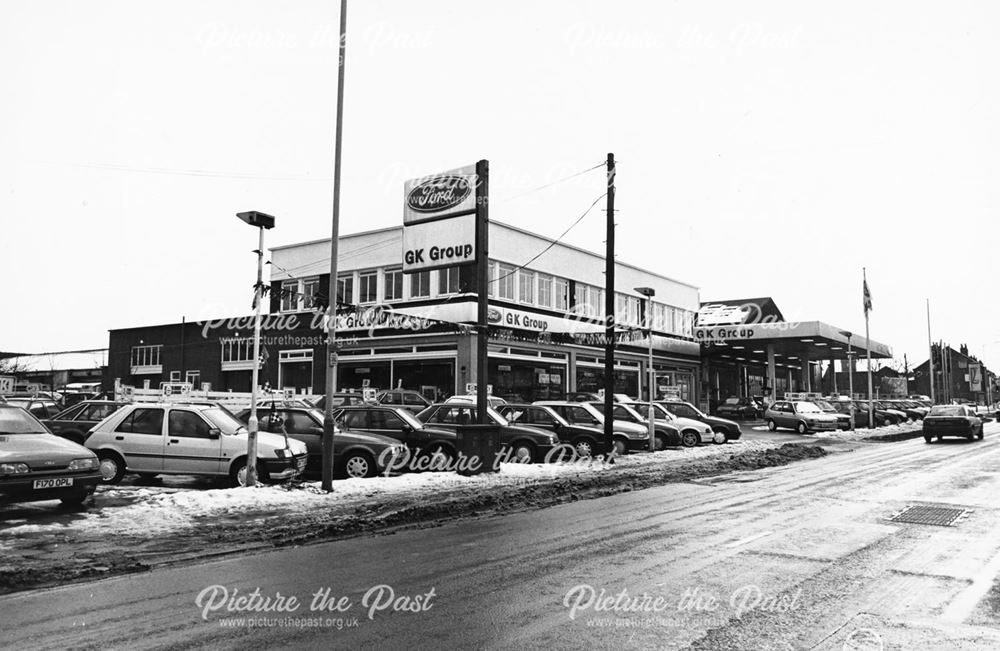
[208,428,221,439]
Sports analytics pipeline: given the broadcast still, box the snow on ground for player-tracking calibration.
[0,440,778,540]
[751,422,923,441]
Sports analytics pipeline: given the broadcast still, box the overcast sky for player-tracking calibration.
[2,1,998,372]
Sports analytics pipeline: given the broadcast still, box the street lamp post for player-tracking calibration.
[635,287,656,451]
[839,330,855,431]
[237,210,276,487]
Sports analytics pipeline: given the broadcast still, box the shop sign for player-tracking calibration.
[692,326,760,342]
[0,375,13,395]
[464,383,493,395]
[402,214,476,273]
[404,165,477,224]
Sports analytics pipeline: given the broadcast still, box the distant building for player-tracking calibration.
[0,349,107,390]
[911,344,994,404]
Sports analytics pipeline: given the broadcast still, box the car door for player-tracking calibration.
[365,408,412,445]
[272,409,323,460]
[165,408,223,475]
[112,407,165,473]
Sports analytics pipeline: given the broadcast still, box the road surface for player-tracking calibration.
[3,423,1000,650]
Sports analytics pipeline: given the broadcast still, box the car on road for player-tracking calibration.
[42,400,128,445]
[331,405,458,465]
[496,403,605,457]
[236,406,407,478]
[715,397,763,420]
[589,402,685,449]
[764,400,840,434]
[376,390,432,414]
[415,403,559,463]
[923,405,988,443]
[534,401,650,455]
[656,400,743,441]
[0,405,101,507]
[86,402,308,486]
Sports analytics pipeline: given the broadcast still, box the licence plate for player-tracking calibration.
[296,457,307,472]
[33,478,73,489]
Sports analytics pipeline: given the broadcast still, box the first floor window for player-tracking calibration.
[410,271,431,298]
[518,270,535,304]
[497,263,516,300]
[537,273,553,308]
[302,278,319,309]
[337,274,354,306]
[384,267,403,301]
[488,261,497,297]
[359,271,378,303]
[280,280,297,312]
[439,267,461,295]
[186,370,201,388]
[130,344,162,368]
[554,278,569,311]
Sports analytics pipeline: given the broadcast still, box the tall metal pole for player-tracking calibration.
[246,225,265,487]
[322,0,348,492]
[926,299,935,404]
[646,299,655,449]
[847,336,855,430]
[603,153,616,457]
[475,159,489,425]
[863,268,874,427]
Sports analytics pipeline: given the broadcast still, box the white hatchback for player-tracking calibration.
[85,402,308,486]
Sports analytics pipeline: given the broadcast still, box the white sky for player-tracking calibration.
[2,1,998,372]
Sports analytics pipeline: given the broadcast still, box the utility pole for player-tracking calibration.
[603,152,616,458]
[475,159,489,425]
[322,0,348,492]
[927,299,935,404]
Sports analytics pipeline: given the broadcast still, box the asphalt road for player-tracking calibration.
[4,423,1000,650]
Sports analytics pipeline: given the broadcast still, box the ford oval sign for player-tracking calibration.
[487,308,502,324]
[407,176,472,214]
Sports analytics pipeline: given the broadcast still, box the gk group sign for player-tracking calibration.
[692,325,762,342]
[402,164,479,274]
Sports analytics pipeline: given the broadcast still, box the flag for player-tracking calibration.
[863,279,872,314]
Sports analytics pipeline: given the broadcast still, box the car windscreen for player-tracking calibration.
[201,407,247,434]
[928,406,965,417]
[397,409,423,430]
[649,404,675,420]
[487,407,509,427]
[812,401,835,411]
[795,402,822,414]
[0,407,48,433]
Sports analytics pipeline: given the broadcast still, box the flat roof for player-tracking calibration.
[698,321,892,363]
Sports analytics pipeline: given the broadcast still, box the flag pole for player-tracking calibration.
[864,267,874,427]
[926,299,935,404]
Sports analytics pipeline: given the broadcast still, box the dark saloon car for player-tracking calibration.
[496,403,605,457]
[534,401,650,455]
[43,400,127,445]
[376,390,432,414]
[235,406,406,478]
[309,392,368,412]
[589,402,683,449]
[715,397,763,420]
[923,405,988,443]
[332,405,459,461]
[657,400,742,441]
[0,405,101,506]
[415,403,559,463]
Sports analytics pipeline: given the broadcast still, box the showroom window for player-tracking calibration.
[383,267,403,301]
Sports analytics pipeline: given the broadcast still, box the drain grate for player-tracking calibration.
[890,505,969,527]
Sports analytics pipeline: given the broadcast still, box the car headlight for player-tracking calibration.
[0,463,30,475]
[68,457,98,471]
[274,448,288,458]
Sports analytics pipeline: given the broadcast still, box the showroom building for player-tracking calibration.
[105,221,703,403]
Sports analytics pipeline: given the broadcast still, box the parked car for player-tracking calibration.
[890,400,928,420]
[331,405,458,465]
[811,400,852,431]
[309,392,368,411]
[42,400,128,445]
[376,390,432,414]
[764,400,840,434]
[535,401,650,455]
[4,398,62,420]
[715,397,763,420]
[565,392,601,402]
[923,404,988,443]
[656,399,742,441]
[647,403,722,446]
[0,405,102,507]
[415,403,559,463]
[828,399,884,428]
[856,400,905,426]
[445,394,508,408]
[589,402,684,449]
[236,406,407,478]
[497,403,605,457]
[86,402,308,486]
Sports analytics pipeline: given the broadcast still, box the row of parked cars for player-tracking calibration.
[1,391,746,508]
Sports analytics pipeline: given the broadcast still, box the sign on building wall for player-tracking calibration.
[402,164,478,274]
[969,363,982,392]
[0,375,14,395]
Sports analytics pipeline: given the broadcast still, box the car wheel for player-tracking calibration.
[924,435,933,443]
[229,458,267,487]
[796,422,809,435]
[573,438,595,457]
[97,451,126,484]
[712,427,729,444]
[680,430,699,448]
[766,419,777,432]
[511,441,537,463]
[341,451,376,479]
